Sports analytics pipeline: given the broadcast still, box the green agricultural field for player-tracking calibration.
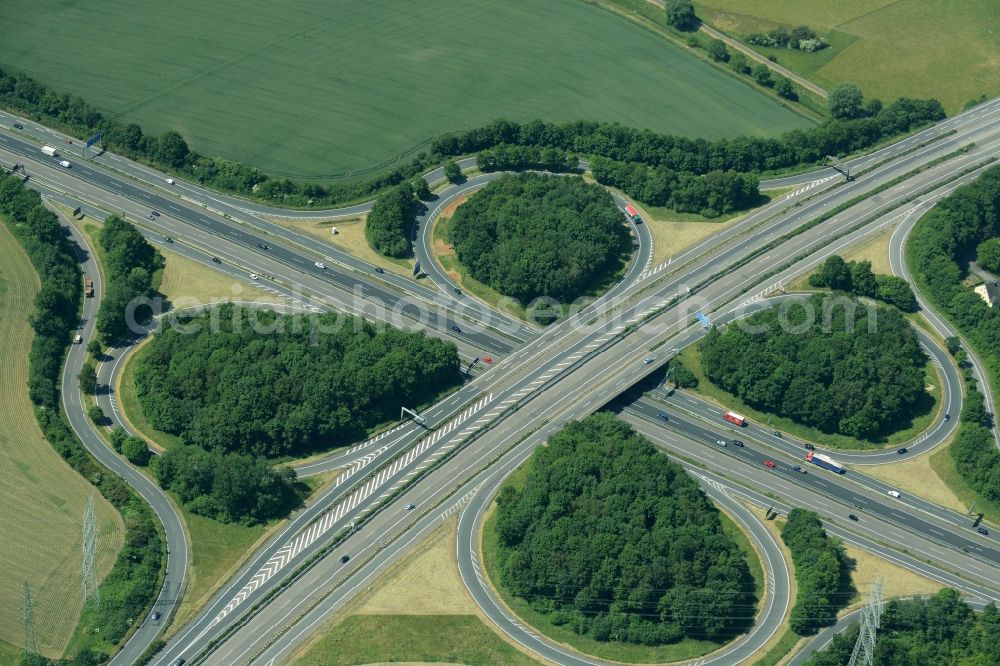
[0,0,809,181]
[0,222,123,658]
[694,1,1000,113]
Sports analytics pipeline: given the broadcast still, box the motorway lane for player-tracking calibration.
[160,113,1000,660]
[7,98,1000,215]
[54,206,189,665]
[624,416,1000,594]
[15,101,1000,660]
[621,396,1000,560]
[0,132,525,353]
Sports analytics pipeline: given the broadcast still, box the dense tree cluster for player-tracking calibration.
[494,414,756,645]
[135,304,460,458]
[95,215,163,344]
[476,144,578,174]
[110,428,151,466]
[806,589,1000,665]
[591,156,759,216]
[364,186,419,258]
[809,255,917,311]
[153,444,299,524]
[949,378,1000,506]
[448,173,629,303]
[0,175,162,658]
[976,237,1000,274]
[664,0,698,31]
[699,295,927,439]
[748,26,827,52]
[781,509,854,634]
[0,175,80,407]
[432,99,943,177]
[907,166,1000,503]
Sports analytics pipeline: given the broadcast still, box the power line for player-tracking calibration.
[82,494,100,611]
[23,581,39,659]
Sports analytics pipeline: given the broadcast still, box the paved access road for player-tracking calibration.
[53,206,189,666]
[5,98,1000,664]
[181,105,1000,665]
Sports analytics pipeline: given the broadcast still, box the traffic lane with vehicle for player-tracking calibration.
[654,326,961,465]
[631,388,999,545]
[80,105,1000,661]
[0,133,521,354]
[7,95,999,218]
[55,207,189,665]
[626,415,1000,594]
[2,125,532,340]
[617,402,1000,570]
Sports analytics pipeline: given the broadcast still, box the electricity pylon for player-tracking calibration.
[23,581,39,658]
[848,578,885,666]
[82,494,100,610]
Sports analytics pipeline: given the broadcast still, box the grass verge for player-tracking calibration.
[855,443,965,514]
[929,445,1000,525]
[262,214,416,278]
[291,615,540,666]
[166,469,339,634]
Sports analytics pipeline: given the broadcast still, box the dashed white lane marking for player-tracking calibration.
[784,175,837,200]
[201,393,493,633]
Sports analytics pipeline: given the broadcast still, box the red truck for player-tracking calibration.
[624,203,643,224]
[723,411,746,427]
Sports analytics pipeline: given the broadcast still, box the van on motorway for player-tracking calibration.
[73,334,83,344]
[166,178,175,185]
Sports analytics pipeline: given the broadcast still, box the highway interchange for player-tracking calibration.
[3,96,1000,665]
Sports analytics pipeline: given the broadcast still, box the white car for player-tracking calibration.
[165,178,175,185]
[716,439,727,447]
[314,261,325,269]
[73,334,83,344]
[249,273,258,280]
[643,355,656,364]
[887,490,901,498]
[59,160,71,168]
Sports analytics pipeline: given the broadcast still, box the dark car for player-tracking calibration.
[152,611,161,621]
[451,325,461,333]
[211,257,221,263]
[897,448,908,454]
[944,414,951,421]
[772,430,782,438]
[804,444,816,451]
[257,243,268,250]
[151,210,160,217]
[373,267,385,274]
[454,288,462,295]
[732,440,744,447]
[13,123,23,129]
[164,236,173,243]
[849,514,859,521]
[340,554,350,564]
[657,411,668,421]
[978,527,989,535]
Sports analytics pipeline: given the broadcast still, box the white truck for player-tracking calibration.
[41,145,57,157]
